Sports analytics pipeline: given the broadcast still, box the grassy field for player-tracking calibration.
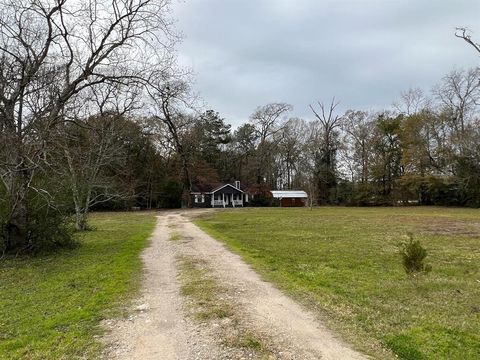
[0,212,156,360]
[195,207,480,360]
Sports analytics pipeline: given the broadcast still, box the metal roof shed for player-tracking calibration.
[270,191,308,198]
[270,191,308,207]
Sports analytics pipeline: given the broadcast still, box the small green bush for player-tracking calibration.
[250,195,273,207]
[0,201,75,255]
[399,234,432,276]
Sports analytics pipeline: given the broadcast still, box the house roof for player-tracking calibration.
[191,182,245,194]
[210,183,244,194]
[270,190,308,198]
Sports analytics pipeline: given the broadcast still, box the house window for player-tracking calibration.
[194,194,205,203]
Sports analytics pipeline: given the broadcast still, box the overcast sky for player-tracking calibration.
[173,0,480,126]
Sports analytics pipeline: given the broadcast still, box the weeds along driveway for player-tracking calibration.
[103,209,368,360]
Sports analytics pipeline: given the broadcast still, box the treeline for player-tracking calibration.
[155,68,480,209]
[61,68,480,214]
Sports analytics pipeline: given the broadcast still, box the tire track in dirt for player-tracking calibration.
[103,210,368,360]
[102,214,224,359]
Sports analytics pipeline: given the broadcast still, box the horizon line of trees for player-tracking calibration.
[64,64,480,212]
[172,67,480,209]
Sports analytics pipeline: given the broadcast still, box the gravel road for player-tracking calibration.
[103,210,368,360]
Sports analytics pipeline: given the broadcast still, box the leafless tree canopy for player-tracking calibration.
[433,67,480,134]
[393,88,430,116]
[250,102,292,143]
[0,0,177,251]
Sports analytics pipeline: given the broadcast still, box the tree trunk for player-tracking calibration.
[3,135,31,252]
[74,188,92,231]
[74,211,88,231]
[178,150,192,208]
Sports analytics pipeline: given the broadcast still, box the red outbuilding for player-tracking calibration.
[270,190,308,207]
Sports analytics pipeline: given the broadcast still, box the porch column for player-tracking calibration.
[222,193,225,208]
[211,194,214,207]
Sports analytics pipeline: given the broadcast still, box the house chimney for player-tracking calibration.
[235,180,241,189]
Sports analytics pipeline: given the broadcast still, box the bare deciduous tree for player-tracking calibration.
[147,70,197,207]
[341,110,375,184]
[249,103,292,185]
[309,98,342,204]
[274,118,307,189]
[433,68,480,151]
[393,87,430,116]
[55,114,132,230]
[0,0,176,251]
[298,121,321,208]
[250,103,293,143]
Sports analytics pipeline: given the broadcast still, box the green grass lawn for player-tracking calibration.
[195,207,480,360]
[0,212,156,360]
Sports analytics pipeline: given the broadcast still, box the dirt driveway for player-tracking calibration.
[103,210,368,360]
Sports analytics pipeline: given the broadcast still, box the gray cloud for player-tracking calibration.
[174,0,480,125]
